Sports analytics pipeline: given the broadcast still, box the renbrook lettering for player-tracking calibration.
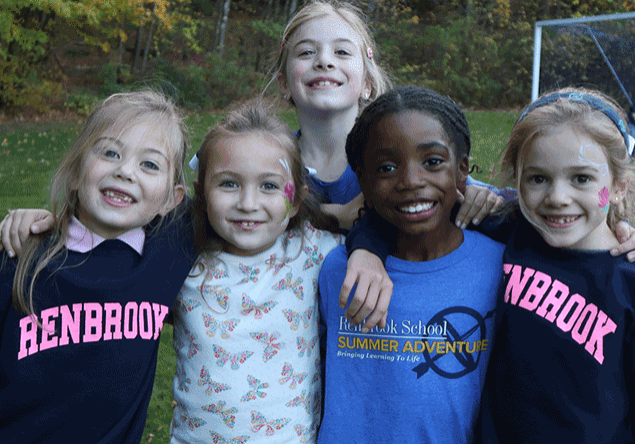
[503,264,617,364]
[17,301,169,360]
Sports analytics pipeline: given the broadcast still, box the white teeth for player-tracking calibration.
[240,221,256,227]
[545,216,578,224]
[312,80,337,87]
[399,202,434,213]
[104,190,133,203]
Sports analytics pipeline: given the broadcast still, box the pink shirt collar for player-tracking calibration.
[66,217,145,255]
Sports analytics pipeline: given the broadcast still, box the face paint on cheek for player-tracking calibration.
[599,186,610,212]
[280,181,296,225]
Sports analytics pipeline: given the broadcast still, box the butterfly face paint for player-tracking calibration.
[598,186,610,212]
[279,158,295,225]
[518,124,617,250]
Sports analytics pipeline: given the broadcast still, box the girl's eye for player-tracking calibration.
[377,164,396,174]
[529,175,545,184]
[335,49,351,56]
[298,49,315,57]
[424,158,443,168]
[103,149,120,159]
[141,160,160,171]
[262,182,279,191]
[574,175,592,184]
[220,180,238,188]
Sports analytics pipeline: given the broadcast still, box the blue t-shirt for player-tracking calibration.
[318,231,504,443]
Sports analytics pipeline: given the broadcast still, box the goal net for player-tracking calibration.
[532,12,635,132]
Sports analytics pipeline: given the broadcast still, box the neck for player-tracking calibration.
[393,222,464,262]
[296,105,358,159]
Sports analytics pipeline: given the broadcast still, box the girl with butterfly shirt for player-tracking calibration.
[170,100,343,443]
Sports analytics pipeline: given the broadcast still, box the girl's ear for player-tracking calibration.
[611,178,629,206]
[277,73,289,97]
[362,78,372,101]
[160,184,186,216]
[358,172,374,210]
[291,184,309,218]
[456,156,469,195]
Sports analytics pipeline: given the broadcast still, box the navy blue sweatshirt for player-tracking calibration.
[0,207,196,443]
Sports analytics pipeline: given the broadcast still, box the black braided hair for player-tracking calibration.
[345,85,471,176]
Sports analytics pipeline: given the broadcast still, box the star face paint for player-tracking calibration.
[578,144,609,177]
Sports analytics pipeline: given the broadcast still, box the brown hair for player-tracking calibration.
[266,0,392,110]
[11,89,188,317]
[498,86,635,229]
[192,98,337,265]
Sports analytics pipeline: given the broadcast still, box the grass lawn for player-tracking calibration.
[0,109,517,443]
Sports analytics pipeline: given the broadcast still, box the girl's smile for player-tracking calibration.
[281,13,370,115]
[360,110,467,261]
[76,120,182,239]
[202,132,299,257]
[519,124,623,250]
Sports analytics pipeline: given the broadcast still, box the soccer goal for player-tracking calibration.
[532,12,635,132]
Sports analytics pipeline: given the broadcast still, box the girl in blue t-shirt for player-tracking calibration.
[0,90,190,443]
[267,0,502,231]
[344,86,635,442]
[318,85,506,444]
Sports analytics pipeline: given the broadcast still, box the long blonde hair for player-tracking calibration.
[11,90,188,317]
[266,0,392,110]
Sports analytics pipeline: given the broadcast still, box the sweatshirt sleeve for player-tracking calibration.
[467,175,517,202]
[345,210,393,263]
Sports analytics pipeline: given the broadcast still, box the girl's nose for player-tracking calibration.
[545,181,572,206]
[114,159,135,182]
[237,187,259,211]
[397,161,426,191]
[315,49,335,70]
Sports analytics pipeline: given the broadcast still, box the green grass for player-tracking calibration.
[0,109,518,443]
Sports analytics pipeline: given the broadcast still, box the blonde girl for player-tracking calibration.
[270,0,391,227]
[0,90,192,443]
[170,99,341,444]
[267,0,509,330]
[478,87,635,442]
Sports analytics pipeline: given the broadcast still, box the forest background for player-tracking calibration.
[3,0,635,119]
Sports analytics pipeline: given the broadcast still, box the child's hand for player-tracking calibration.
[454,185,504,229]
[340,249,393,333]
[611,220,635,262]
[0,209,54,257]
[322,193,364,231]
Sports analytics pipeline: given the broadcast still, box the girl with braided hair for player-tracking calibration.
[317,85,506,443]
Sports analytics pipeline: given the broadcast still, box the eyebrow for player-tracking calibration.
[293,38,356,48]
[96,136,169,160]
[523,165,600,171]
[371,141,449,156]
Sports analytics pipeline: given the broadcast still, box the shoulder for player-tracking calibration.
[464,230,505,259]
[321,244,348,271]
[301,222,344,253]
[318,244,347,300]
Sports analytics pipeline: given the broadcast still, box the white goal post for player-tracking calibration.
[532,11,635,104]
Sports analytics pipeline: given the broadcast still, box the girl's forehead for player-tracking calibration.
[291,13,363,46]
[208,132,293,173]
[522,124,610,170]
